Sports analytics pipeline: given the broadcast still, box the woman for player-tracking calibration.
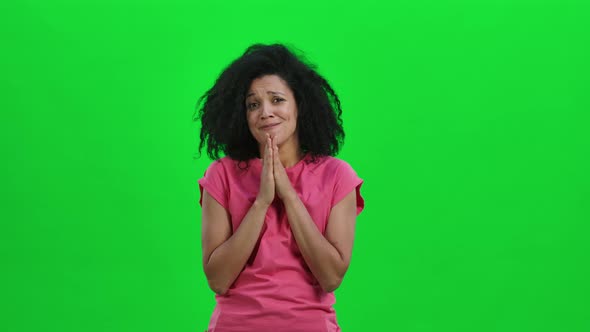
[195,43,365,332]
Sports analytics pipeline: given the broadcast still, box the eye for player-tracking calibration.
[273,97,285,103]
[246,102,258,111]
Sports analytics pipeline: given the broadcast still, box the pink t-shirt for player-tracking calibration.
[198,154,364,332]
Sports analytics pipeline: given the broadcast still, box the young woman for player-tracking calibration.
[195,43,365,332]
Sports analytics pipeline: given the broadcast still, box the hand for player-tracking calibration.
[272,137,296,201]
[256,133,275,206]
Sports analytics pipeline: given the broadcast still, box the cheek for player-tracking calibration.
[246,115,257,130]
[247,121,259,140]
[282,107,296,122]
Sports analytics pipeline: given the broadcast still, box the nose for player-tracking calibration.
[259,100,274,119]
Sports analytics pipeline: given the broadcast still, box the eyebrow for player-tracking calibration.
[246,91,285,98]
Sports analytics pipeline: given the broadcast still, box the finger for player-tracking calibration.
[273,145,281,168]
[267,134,272,157]
[273,137,279,160]
[267,135,274,170]
[265,139,273,176]
[269,135,274,154]
[264,134,270,163]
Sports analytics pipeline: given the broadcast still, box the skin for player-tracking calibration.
[201,74,358,295]
[245,74,304,170]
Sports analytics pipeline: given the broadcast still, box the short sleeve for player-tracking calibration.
[331,160,365,216]
[198,160,229,209]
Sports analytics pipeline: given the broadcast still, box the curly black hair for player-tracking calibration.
[193,43,345,163]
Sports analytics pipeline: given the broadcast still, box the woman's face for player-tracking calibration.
[245,74,299,151]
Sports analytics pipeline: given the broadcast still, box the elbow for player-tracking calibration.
[321,284,339,293]
[320,276,343,293]
[212,286,229,296]
[320,261,349,292]
[203,264,229,295]
[204,266,230,295]
[207,279,229,295]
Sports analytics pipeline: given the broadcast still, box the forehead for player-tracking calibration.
[246,75,292,97]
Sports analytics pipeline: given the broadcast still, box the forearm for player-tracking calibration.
[282,194,346,292]
[205,200,269,294]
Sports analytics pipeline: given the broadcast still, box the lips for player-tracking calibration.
[260,123,280,130]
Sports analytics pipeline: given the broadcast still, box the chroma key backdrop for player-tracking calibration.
[1,1,588,331]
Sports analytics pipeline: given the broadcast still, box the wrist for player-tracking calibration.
[281,190,299,205]
[253,197,272,209]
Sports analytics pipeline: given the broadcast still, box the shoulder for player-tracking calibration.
[198,157,236,208]
[200,157,235,184]
[303,156,362,189]
[204,156,244,173]
[203,157,261,184]
[303,156,364,212]
[201,157,224,176]
[308,156,358,176]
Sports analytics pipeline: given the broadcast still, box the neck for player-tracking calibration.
[279,141,304,168]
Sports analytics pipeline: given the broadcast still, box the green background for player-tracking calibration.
[2,0,589,331]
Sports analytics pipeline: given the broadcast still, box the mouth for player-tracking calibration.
[259,123,280,130]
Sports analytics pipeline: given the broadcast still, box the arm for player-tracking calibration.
[201,134,275,295]
[201,190,269,295]
[282,189,358,292]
